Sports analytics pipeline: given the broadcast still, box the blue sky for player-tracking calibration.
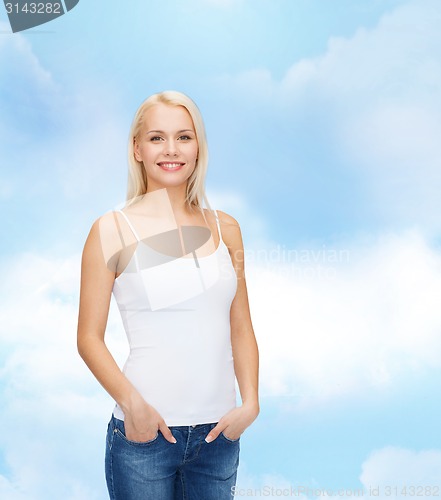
[1,0,441,498]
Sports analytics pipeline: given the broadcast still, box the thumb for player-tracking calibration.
[205,424,222,443]
[159,421,177,444]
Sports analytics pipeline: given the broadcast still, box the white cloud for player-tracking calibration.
[360,447,441,496]
[236,445,441,499]
[0,21,58,142]
[215,0,441,232]
[0,22,54,88]
[235,463,308,500]
[0,21,127,207]
[247,229,441,408]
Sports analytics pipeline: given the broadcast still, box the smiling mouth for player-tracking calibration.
[157,162,185,170]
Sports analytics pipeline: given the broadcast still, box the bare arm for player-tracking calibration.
[76,214,176,443]
[205,211,260,442]
[229,221,259,410]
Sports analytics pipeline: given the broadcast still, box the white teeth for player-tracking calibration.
[160,163,182,169]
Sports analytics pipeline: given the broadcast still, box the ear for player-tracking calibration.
[134,138,142,162]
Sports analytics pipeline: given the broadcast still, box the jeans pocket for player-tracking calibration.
[113,417,160,446]
[220,431,241,443]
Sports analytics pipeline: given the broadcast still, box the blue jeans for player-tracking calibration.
[105,414,240,499]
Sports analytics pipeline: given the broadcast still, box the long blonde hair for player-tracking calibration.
[126,91,211,212]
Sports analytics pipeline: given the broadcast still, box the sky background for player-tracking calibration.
[1,0,441,498]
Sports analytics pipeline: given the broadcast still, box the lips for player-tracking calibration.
[157,162,185,171]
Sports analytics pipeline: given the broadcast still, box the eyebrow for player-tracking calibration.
[145,129,195,134]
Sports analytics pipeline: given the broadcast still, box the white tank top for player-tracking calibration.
[111,209,238,426]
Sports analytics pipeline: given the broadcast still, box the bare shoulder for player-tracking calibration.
[85,211,118,248]
[215,210,240,228]
[83,210,132,272]
[97,210,118,232]
[214,209,243,251]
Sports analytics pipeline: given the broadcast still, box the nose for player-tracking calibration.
[165,140,178,157]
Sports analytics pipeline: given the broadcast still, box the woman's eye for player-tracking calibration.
[150,136,163,142]
[178,135,192,141]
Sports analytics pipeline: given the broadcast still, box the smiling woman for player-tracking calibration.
[76,90,260,500]
[133,104,199,190]
[126,91,210,211]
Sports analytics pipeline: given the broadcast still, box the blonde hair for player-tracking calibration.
[126,91,210,212]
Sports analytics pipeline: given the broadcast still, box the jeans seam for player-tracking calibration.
[109,452,115,500]
[180,469,187,500]
[108,418,116,500]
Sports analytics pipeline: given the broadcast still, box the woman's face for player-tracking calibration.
[134,103,199,192]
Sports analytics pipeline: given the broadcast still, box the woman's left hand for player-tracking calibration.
[204,401,259,443]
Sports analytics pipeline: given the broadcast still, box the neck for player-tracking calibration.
[141,185,194,217]
[163,186,190,215]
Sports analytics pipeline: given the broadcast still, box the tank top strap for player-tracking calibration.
[213,209,223,243]
[117,210,141,242]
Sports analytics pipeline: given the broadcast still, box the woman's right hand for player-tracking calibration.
[123,399,177,444]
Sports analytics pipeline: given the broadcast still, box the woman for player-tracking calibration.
[77,90,259,499]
